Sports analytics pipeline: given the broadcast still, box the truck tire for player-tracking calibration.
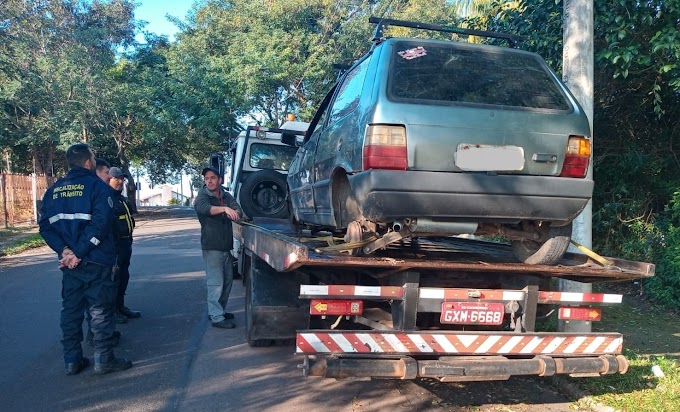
[239,170,289,219]
[511,223,572,265]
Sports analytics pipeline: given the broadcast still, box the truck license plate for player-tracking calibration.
[440,302,505,325]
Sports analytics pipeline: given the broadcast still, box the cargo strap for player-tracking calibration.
[570,239,614,267]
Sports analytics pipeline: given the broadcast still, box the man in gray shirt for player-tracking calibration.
[193,166,243,329]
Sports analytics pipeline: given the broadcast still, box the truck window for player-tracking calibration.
[249,143,299,171]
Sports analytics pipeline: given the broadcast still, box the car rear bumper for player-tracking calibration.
[348,170,593,224]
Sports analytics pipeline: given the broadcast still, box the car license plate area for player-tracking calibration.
[455,144,525,171]
[440,302,505,325]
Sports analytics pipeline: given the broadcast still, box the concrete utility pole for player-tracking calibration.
[559,0,594,332]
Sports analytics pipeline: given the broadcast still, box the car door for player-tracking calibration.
[312,57,372,222]
[288,88,335,224]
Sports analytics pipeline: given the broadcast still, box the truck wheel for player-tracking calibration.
[239,170,289,219]
[511,223,572,265]
[245,264,273,347]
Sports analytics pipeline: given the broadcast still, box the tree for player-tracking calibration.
[468,0,680,307]
[0,0,136,176]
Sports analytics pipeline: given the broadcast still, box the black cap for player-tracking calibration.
[110,167,126,179]
[201,166,221,177]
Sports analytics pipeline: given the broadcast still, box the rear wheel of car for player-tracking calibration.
[239,170,289,219]
[511,223,572,265]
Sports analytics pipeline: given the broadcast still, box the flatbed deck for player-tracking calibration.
[234,218,654,283]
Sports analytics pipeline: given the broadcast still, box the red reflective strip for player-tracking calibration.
[327,285,356,296]
[296,333,622,355]
[314,332,344,353]
[318,285,404,298]
[539,292,613,303]
[344,333,372,353]
[381,286,405,298]
[296,334,319,354]
[422,336,447,353]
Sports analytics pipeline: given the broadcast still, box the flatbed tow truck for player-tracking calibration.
[233,217,654,382]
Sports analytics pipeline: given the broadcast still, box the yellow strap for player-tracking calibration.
[570,239,614,267]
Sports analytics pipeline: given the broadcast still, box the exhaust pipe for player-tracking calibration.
[404,218,478,235]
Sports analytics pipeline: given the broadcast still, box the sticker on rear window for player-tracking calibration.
[398,46,427,60]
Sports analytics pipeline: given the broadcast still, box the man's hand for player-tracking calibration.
[59,248,81,269]
[223,207,241,221]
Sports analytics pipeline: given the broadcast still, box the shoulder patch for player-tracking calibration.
[108,196,114,208]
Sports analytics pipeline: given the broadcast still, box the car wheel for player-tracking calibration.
[239,170,289,219]
[511,223,572,265]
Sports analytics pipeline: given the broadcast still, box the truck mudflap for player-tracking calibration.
[298,353,629,381]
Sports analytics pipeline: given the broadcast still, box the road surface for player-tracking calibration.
[0,208,582,411]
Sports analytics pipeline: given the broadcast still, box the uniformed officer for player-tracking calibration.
[39,143,133,376]
[108,167,141,322]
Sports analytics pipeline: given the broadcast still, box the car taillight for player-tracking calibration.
[363,125,407,170]
[559,136,591,178]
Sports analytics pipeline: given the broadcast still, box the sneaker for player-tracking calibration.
[65,358,89,376]
[120,306,141,319]
[212,319,236,329]
[94,357,133,375]
[115,312,128,324]
[208,313,235,320]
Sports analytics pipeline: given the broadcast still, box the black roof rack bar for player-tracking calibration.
[368,16,524,49]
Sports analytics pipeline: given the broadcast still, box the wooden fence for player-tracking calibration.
[0,174,57,227]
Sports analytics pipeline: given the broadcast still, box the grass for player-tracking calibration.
[569,298,680,412]
[0,226,45,256]
[574,353,680,411]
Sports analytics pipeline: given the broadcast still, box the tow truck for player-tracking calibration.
[233,214,654,381]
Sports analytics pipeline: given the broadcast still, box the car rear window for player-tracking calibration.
[249,143,299,171]
[388,41,571,111]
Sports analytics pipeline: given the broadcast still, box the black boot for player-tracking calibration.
[94,357,133,375]
[120,306,141,318]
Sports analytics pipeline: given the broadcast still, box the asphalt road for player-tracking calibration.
[0,209,583,412]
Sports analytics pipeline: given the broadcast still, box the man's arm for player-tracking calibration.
[38,187,68,255]
[71,182,113,259]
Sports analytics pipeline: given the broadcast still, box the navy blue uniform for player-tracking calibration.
[111,190,135,310]
[39,166,118,364]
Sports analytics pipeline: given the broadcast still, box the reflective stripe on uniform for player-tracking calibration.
[48,213,92,224]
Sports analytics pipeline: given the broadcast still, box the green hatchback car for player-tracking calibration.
[286,18,593,265]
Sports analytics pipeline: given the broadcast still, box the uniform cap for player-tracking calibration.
[110,167,126,179]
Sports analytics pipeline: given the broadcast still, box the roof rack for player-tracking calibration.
[369,16,524,49]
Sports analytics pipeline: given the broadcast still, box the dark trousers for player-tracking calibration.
[115,238,133,310]
[61,262,117,363]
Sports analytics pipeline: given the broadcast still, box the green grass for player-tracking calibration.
[0,232,45,256]
[567,299,680,412]
[574,353,680,412]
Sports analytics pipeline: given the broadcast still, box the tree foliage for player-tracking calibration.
[469,0,680,307]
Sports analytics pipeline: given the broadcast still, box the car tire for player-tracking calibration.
[239,170,289,219]
[511,223,572,265]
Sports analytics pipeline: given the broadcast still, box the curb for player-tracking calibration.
[548,376,619,412]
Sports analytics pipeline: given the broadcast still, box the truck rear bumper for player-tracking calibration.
[300,354,628,381]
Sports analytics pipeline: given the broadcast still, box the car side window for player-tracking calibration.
[327,57,371,126]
